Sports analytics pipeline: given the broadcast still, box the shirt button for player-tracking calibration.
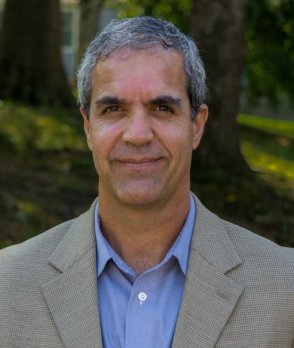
[138,292,147,302]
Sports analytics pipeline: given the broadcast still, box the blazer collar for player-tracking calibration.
[42,194,243,348]
[191,193,241,273]
[42,199,104,348]
[172,193,243,348]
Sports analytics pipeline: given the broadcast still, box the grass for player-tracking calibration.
[0,103,293,248]
[241,140,294,180]
[0,102,85,152]
[0,102,97,248]
[238,113,294,195]
[238,113,294,139]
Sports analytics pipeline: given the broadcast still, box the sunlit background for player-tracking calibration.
[0,0,293,248]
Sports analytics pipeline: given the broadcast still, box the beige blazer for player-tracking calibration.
[0,194,293,347]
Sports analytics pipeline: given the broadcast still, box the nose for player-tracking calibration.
[122,111,153,146]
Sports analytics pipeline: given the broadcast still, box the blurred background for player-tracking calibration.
[0,0,293,248]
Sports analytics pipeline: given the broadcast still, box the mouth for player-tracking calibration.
[114,158,164,169]
[118,158,160,163]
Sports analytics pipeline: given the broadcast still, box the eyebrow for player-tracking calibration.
[148,96,182,107]
[94,95,182,107]
[95,96,126,107]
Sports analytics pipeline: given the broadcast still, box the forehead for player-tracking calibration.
[91,47,187,99]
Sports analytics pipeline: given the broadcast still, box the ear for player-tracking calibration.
[192,104,208,150]
[80,107,93,151]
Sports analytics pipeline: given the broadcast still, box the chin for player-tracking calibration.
[116,189,164,207]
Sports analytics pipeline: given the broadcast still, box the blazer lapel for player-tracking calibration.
[42,201,103,348]
[41,194,243,348]
[172,195,243,348]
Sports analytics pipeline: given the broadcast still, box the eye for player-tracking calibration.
[155,105,173,113]
[104,105,122,113]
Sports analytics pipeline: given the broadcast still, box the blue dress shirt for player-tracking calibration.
[94,195,196,348]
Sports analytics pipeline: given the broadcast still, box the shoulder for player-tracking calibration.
[222,220,294,287]
[0,219,77,313]
[193,192,293,267]
[192,193,293,279]
[190,194,293,345]
[0,197,97,283]
[0,219,75,279]
[224,219,293,264]
[0,198,97,268]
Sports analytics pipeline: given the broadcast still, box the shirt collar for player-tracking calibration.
[94,203,112,276]
[94,194,196,277]
[171,194,196,274]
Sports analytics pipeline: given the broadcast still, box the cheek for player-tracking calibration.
[154,121,194,154]
[89,121,124,158]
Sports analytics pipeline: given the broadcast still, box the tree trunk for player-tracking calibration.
[189,0,249,174]
[0,0,73,107]
[77,0,104,64]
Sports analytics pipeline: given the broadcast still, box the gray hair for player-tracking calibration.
[77,16,207,119]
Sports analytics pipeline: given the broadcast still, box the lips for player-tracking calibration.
[117,158,160,164]
[113,157,164,170]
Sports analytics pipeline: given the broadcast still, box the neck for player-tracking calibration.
[98,189,191,274]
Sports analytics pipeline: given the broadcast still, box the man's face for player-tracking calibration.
[81,48,207,207]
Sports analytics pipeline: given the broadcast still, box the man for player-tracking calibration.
[0,17,293,348]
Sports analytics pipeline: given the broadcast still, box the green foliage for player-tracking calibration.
[238,113,294,139]
[0,102,95,249]
[246,0,294,105]
[107,0,191,31]
[107,0,294,104]
[0,101,86,152]
[245,140,294,180]
[238,113,294,182]
[241,140,294,180]
[0,104,293,248]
